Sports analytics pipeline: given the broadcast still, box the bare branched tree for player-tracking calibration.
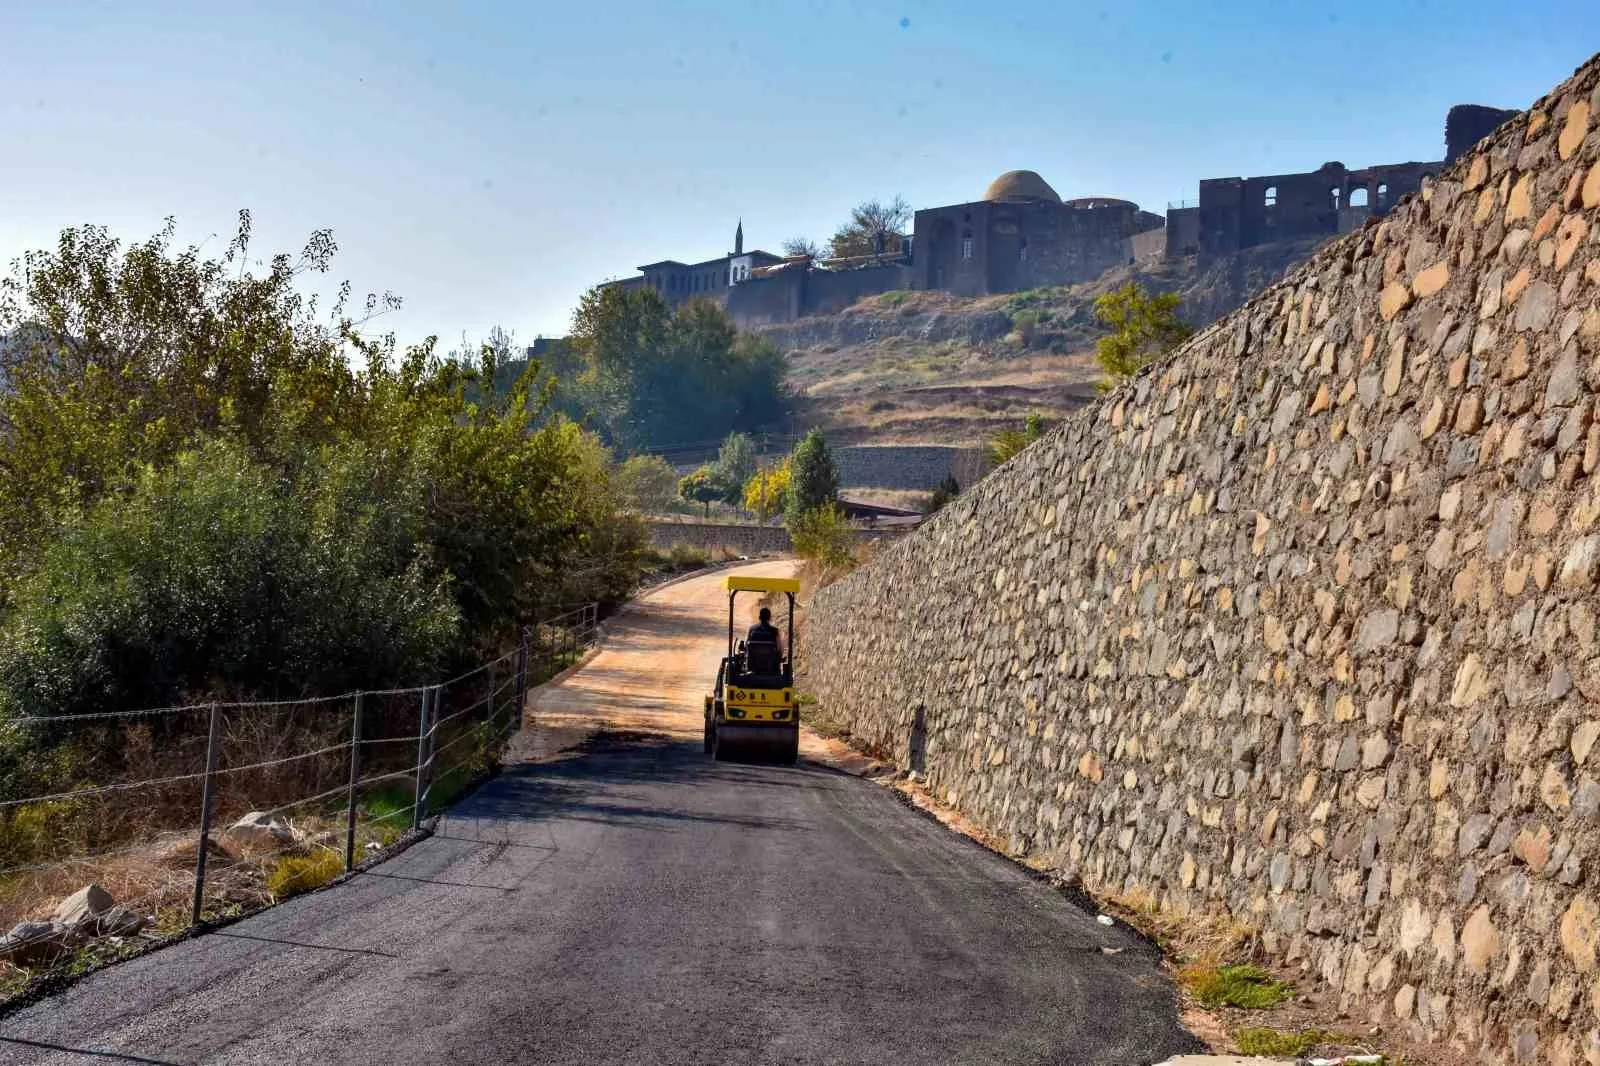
[828,196,911,259]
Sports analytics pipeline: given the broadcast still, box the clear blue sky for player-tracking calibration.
[2,1,1595,349]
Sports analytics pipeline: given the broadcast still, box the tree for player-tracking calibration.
[568,286,790,451]
[678,465,730,518]
[715,432,759,502]
[614,454,679,513]
[923,474,960,514]
[781,237,822,259]
[987,412,1049,468]
[1093,283,1193,388]
[786,429,839,521]
[743,459,791,523]
[829,196,911,260]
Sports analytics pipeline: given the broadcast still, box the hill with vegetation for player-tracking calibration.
[762,237,1325,447]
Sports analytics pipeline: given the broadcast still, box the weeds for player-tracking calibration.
[264,848,344,900]
[877,290,912,307]
[1234,1027,1331,1056]
[1181,963,1291,1009]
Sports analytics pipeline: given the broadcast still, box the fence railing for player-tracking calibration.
[0,605,602,970]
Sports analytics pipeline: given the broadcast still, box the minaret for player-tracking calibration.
[734,219,744,256]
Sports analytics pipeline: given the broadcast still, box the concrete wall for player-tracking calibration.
[804,56,1600,1065]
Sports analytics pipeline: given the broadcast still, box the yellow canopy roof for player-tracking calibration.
[725,575,800,594]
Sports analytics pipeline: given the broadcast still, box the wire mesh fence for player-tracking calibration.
[0,604,602,972]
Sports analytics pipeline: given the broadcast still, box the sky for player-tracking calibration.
[1,1,1597,350]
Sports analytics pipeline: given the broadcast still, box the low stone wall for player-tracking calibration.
[646,520,907,555]
[804,56,1600,1065]
[834,445,984,492]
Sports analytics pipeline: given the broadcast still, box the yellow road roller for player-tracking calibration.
[704,575,800,764]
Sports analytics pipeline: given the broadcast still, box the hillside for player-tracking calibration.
[758,238,1324,446]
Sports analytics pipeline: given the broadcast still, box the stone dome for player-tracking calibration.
[984,170,1062,204]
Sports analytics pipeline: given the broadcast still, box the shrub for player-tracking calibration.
[986,413,1049,468]
[265,848,345,900]
[0,440,459,721]
[923,474,961,514]
[614,454,679,513]
[1233,1029,1333,1056]
[788,504,856,570]
[877,290,912,307]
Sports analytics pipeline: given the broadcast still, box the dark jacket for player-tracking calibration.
[746,621,782,648]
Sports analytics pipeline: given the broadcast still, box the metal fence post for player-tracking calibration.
[345,692,363,872]
[191,702,223,926]
[413,687,431,830]
[513,637,528,738]
[487,660,496,737]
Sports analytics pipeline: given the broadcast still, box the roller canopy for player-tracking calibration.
[725,575,800,594]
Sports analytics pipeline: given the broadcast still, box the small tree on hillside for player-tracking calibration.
[922,474,961,514]
[829,197,911,260]
[743,459,791,524]
[987,412,1049,468]
[678,465,731,518]
[781,237,822,259]
[1093,283,1192,389]
[786,429,840,522]
[715,432,759,503]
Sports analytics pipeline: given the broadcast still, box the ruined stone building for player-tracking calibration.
[600,102,1513,327]
[1164,103,1516,260]
[605,171,1164,328]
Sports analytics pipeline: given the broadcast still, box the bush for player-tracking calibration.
[788,504,856,570]
[614,454,679,513]
[265,848,345,900]
[0,440,459,719]
[923,474,961,514]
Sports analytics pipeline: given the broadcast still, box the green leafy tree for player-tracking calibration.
[829,197,911,260]
[715,432,759,503]
[678,465,731,518]
[786,429,840,522]
[1092,282,1193,388]
[0,213,646,724]
[569,287,789,451]
[614,454,679,513]
[987,412,1049,468]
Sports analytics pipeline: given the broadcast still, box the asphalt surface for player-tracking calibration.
[0,563,1202,1065]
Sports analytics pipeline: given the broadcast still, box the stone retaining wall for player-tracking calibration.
[646,521,906,555]
[804,54,1600,1065]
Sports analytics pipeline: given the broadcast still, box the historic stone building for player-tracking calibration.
[602,100,1512,326]
[607,221,784,311]
[909,170,1165,297]
[1164,103,1515,260]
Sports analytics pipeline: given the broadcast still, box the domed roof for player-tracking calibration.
[984,170,1061,204]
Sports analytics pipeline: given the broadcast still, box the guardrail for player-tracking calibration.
[0,605,601,970]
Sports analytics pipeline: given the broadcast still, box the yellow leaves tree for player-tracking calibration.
[743,459,792,523]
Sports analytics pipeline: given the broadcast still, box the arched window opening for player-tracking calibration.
[1349,187,1369,208]
[1264,185,1278,207]
[961,233,973,261]
[1018,238,1028,262]
[1330,187,1341,209]
[1377,183,1389,207]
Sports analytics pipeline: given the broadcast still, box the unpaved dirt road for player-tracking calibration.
[0,562,1200,1065]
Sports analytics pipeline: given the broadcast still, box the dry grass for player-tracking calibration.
[1099,885,1255,966]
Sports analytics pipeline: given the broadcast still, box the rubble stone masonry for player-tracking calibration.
[805,54,1600,1064]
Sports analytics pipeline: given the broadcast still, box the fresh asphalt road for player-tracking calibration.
[0,562,1202,1065]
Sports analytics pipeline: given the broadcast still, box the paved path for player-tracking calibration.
[0,562,1202,1065]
